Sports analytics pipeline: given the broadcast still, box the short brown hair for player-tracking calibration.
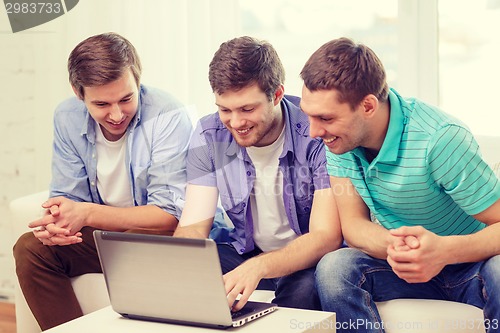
[68,32,142,98]
[209,36,285,101]
[300,37,389,109]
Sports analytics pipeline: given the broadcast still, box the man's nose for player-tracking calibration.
[108,104,123,122]
[308,117,324,138]
[230,113,246,128]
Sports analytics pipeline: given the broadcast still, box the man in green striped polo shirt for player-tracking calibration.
[300,37,500,333]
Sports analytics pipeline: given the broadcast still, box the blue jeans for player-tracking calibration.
[217,243,321,310]
[316,248,500,333]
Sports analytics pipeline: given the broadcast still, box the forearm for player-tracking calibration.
[343,219,390,259]
[85,203,178,232]
[172,184,219,239]
[330,176,390,259]
[254,186,343,278]
[173,219,213,239]
[252,231,342,279]
[442,223,500,264]
[442,199,500,264]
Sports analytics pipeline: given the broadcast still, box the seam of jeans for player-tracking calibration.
[479,274,488,302]
[359,267,387,332]
[360,266,394,277]
[442,272,481,290]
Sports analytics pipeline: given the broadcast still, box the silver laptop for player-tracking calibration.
[93,230,277,328]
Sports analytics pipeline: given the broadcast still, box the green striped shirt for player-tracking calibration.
[327,88,500,236]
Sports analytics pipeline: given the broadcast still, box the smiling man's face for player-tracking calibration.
[80,68,139,141]
[216,84,283,148]
[301,85,369,155]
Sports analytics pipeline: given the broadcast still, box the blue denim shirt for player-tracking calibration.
[50,85,192,219]
[187,95,330,253]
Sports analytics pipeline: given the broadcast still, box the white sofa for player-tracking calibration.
[10,135,499,333]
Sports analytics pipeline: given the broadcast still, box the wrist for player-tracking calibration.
[81,202,94,228]
[440,234,463,265]
[249,255,271,279]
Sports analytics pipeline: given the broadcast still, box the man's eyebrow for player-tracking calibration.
[91,92,134,104]
[300,104,331,118]
[121,92,134,99]
[239,103,257,109]
[90,99,108,105]
[215,103,256,110]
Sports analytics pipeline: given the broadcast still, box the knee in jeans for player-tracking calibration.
[482,255,500,283]
[317,248,360,277]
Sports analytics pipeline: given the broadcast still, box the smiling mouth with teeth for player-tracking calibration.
[236,127,252,134]
[324,137,337,143]
[108,118,126,126]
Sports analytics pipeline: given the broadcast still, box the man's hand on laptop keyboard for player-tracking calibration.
[223,257,266,311]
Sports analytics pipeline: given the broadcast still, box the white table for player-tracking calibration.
[44,306,336,332]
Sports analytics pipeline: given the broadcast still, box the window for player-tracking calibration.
[239,0,399,97]
[439,0,500,135]
[240,0,499,136]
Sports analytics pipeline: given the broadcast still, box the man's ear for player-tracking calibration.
[71,85,83,100]
[273,84,285,106]
[362,94,379,118]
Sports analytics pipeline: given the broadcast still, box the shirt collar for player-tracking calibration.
[377,88,404,163]
[279,98,294,159]
[352,88,405,163]
[81,110,95,143]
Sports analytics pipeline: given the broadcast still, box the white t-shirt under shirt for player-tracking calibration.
[95,122,134,207]
[246,124,298,252]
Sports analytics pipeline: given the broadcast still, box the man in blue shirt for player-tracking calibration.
[13,32,193,330]
[300,37,500,332]
[174,36,342,311]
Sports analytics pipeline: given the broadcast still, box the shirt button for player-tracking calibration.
[90,181,95,186]
[246,171,251,176]
[242,203,246,208]
[304,207,310,212]
[239,249,244,253]
[296,123,301,129]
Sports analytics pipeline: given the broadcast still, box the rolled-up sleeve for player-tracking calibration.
[186,120,218,187]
